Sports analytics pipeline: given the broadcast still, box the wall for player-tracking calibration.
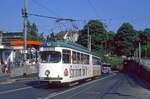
[123,59,150,83]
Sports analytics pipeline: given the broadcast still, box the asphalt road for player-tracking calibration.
[0,73,149,99]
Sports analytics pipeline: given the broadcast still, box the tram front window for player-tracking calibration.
[40,51,61,63]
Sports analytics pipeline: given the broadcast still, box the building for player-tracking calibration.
[0,31,42,65]
[55,31,79,42]
[0,32,23,46]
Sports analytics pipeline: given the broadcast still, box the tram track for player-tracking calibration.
[95,78,123,99]
[41,73,116,99]
[0,73,149,99]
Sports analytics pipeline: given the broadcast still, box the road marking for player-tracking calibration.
[65,83,93,99]
[0,83,47,95]
[43,73,116,99]
[0,86,32,95]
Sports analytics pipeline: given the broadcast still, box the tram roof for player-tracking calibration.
[41,40,91,54]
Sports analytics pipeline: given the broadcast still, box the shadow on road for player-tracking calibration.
[108,92,134,97]
[125,74,150,91]
[25,81,67,89]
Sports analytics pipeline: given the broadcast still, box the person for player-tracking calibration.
[5,58,11,75]
[1,59,5,73]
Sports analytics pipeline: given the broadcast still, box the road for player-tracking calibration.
[0,73,149,99]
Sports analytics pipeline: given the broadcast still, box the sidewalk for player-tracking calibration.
[0,70,12,83]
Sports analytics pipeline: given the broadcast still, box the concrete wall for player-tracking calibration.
[10,64,38,77]
[141,59,150,71]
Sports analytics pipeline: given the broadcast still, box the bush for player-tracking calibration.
[103,56,123,70]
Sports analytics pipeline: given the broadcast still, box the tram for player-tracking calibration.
[38,40,102,84]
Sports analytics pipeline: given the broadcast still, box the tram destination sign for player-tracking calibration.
[40,47,55,51]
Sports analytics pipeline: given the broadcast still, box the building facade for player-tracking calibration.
[0,32,23,46]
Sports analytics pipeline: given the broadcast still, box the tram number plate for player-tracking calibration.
[40,47,55,51]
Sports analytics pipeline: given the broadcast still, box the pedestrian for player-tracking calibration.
[1,59,5,73]
[5,58,11,75]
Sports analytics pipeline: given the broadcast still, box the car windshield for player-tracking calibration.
[40,51,61,63]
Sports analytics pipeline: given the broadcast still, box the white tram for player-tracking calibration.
[38,40,101,84]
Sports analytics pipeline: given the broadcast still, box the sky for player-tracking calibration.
[0,0,150,34]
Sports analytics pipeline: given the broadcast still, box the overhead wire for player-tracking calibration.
[31,0,59,17]
[87,0,101,19]
[31,0,73,32]
[30,0,129,33]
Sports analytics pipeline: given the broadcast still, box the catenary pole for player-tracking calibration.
[22,0,28,74]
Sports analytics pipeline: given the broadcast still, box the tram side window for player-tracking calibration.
[83,54,87,64]
[81,53,84,64]
[92,57,101,65]
[77,52,81,64]
[96,58,101,65]
[80,54,89,64]
[84,55,89,64]
[62,49,71,64]
[72,51,77,64]
[86,55,89,64]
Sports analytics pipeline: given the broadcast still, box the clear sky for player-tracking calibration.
[0,0,150,34]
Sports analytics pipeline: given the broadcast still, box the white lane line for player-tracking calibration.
[0,83,48,95]
[43,73,116,99]
[65,83,93,99]
[0,86,32,95]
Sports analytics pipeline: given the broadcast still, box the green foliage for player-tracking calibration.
[108,56,123,69]
[38,32,45,42]
[27,22,38,41]
[143,28,150,41]
[105,31,115,53]
[141,42,150,57]
[113,22,138,56]
[77,20,107,51]
[47,32,56,42]
[95,49,123,69]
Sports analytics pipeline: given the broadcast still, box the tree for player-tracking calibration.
[106,31,115,53]
[143,28,150,41]
[27,22,38,41]
[141,42,150,57]
[38,32,45,42]
[113,22,138,56]
[46,32,56,42]
[77,20,107,52]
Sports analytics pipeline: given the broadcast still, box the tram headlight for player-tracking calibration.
[64,68,69,76]
[45,70,50,77]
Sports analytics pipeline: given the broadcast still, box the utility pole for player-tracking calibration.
[22,0,28,74]
[139,41,141,62]
[87,26,91,52]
